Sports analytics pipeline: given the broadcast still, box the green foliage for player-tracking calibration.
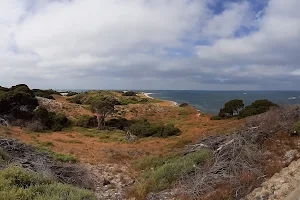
[91,100,115,129]
[98,130,127,143]
[75,115,98,128]
[34,107,69,131]
[132,150,211,198]
[238,99,277,118]
[105,118,132,130]
[66,92,79,96]
[122,91,137,96]
[37,147,77,163]
[0,166,95,200]
[0,84,38,120]
[32,89,60,99]
[129,120,180,138]
[210,115,223,120]
[219,99,244,117]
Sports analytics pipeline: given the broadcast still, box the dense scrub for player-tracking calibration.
[67,90,158,106]
[0,84,38,121]
[238,99,277,118]
[212,99,277,120]
[122,91,137,96]
[75,115,98,128]
[128,119,180,138]
[32,107,69,131]
[32,89,61,99]
[132,149,211,198]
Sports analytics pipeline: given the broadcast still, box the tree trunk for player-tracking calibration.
[97,116,105,130]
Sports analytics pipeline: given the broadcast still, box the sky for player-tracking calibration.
[0,0,299,90]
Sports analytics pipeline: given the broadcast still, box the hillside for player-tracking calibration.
[1,85,300,199]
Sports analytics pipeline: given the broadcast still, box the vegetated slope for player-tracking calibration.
[0,139,95,199]
[147,105,300,200]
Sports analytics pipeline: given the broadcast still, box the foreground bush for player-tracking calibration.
[0,166,96,200]
[132,150,211,198]
[129,120,180,138]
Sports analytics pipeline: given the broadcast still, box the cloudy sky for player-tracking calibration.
[1,0,299,90]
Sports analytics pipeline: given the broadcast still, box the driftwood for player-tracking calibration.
[125,131,136,142]
[0,117,9,126]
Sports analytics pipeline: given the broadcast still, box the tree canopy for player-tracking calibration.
[219,99,244,117]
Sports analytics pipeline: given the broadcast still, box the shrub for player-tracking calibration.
[290,121,300,136]
[128,120,180,138]
[0,166,95,200]
[179,103,189,107]
[26,120,44,132]
[0,84,38,121]
[210,115,223,120]
[122,91,137,96]
[239,99,277,118]
[105,118,132,130]
[132,150,211,198]
[75,115,98,128]
[34,107,69,131]
[219,99,244,117]
[162,124,181,137]
[66,92,79,96]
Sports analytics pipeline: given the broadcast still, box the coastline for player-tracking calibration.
[141,92,178,107]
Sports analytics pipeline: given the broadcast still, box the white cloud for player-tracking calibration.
[0,0,300,89]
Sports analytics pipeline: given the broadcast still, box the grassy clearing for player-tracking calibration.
[54,138,83,144]
[132,149,212,198]
[166,139,193,149]
[37,147,77,163]
[98,130,127,143]
[71,127,99,137]
[0,166,95,200]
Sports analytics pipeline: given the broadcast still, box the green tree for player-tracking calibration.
[91,100,115,130]
[219,99,244,117]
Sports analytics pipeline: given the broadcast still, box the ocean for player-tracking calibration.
[142,90,300,114]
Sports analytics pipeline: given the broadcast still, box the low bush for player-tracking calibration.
[179,103,189,107]
[132,150,211,198]
[66,92,79,96]
[26,120,44,132]
[34,107,69,131]
[290,121,300,136]
[122,91,137,96]
[105,118,132,130]
[210,115,223,120]
[0,84,38,121]
[75,115,98,128]
[0,166,95,200]
[128,120,180,138]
